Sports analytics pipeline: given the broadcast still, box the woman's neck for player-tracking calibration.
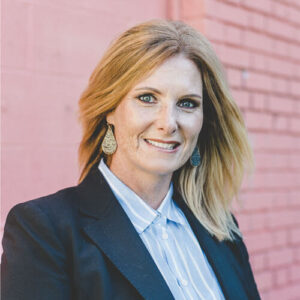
[108,161,172,210]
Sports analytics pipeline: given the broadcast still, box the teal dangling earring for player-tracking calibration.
[190,146,201,167]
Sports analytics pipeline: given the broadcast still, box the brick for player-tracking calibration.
[288,153,300,170]
[203,18,224,41]
[290,117,300,134]
[290,264,300,282]
[240,191,273,211]
[247,11,266,31]
[294,247,300,263]
[265,17,295,40]
[246,71,272,92]
[275,268,289,286]
[181,0,205,18]
[252,132,297,151]
[251,53,269,72]
[272,39,290,58]
[218,44,250,68]
[267,283,300,299]
[267,210,298,229]
[245,111,273,130]
[184,17,205,34]
[267,56,294,77]
[272,1,290,20]
[289,190,300,207]
[226,68,242,87]
[272,230,288,247]
[273,115,290,132]
[238,212,267,232]
[251,92,267,110]
[272,191,289,209]
[291,80,300,97]
[251,212,267,231]
[244,30,272,53]
[255,270,273,291]
[271,77,289,94]
[290,228,300,245]
[224,24,243,45]
[244,231,273,253]
[231,89,250,109]
[289,43,300,62]
[250,252,268,272]
[288,4,300,25]
[236,213,252,232]
[222,0,240,3]
[253,170,298,189]
[268,248,293,268]
[268,95,294,114]
[296,100,300,115]
[243,0,272,14]
[205,0,248,27]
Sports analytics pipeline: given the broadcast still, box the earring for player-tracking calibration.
[190,146,201,167]
[101,123,117,155]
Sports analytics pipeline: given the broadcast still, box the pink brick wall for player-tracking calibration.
[2,0,300,299]
[180,0,300,299]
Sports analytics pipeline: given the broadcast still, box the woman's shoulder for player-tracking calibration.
[5,185,81,235]
[14,184,79,209]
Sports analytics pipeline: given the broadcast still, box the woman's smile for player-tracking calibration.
[143,138,181,152]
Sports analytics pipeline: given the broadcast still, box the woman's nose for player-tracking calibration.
[156,104,178,134]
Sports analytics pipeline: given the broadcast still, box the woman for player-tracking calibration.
[2,20,261,299]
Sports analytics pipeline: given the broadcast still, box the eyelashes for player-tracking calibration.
[137,94,155,103]
[136,93,200,109]
[178,99,199,108]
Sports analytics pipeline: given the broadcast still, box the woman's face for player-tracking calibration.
[107,54,203,178]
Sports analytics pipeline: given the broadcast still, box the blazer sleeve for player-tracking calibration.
[1,201,71,300]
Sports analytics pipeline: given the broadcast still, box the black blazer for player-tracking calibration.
[2,166,261,300]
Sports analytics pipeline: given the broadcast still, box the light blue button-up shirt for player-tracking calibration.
[99,159,225,300]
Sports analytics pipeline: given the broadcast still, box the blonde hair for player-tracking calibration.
[78,19,254,241]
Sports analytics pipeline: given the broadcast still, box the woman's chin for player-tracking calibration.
[141,161,181,177]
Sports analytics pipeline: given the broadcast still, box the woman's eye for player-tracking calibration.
[178,99,198,108]
[137,94,156,103]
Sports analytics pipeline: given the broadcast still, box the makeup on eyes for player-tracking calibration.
[135,92,201,109]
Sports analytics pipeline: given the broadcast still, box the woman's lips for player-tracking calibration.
[144,139,181,151]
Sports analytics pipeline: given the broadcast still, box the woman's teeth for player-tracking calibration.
[145,139,178,150]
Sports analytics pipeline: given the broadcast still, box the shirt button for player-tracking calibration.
[162,233,168,239]
[181,279,188,286]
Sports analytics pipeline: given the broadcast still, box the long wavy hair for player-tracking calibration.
[78,19,254,241]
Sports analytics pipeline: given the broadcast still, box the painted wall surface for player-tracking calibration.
[2,0,300,299]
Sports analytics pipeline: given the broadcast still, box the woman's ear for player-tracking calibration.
[106,110,115,125]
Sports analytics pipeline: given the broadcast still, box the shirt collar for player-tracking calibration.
[98,159,185,233]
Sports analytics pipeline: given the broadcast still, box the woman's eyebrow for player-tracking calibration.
[135,87,162,95]
[183,94,202,100]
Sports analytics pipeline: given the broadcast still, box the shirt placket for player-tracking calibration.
[157,217,199,300]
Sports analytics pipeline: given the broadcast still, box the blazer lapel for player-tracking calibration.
[173,189,250,300]
[76,167,174,300]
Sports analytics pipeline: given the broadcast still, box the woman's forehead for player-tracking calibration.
[133,55,203,94]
